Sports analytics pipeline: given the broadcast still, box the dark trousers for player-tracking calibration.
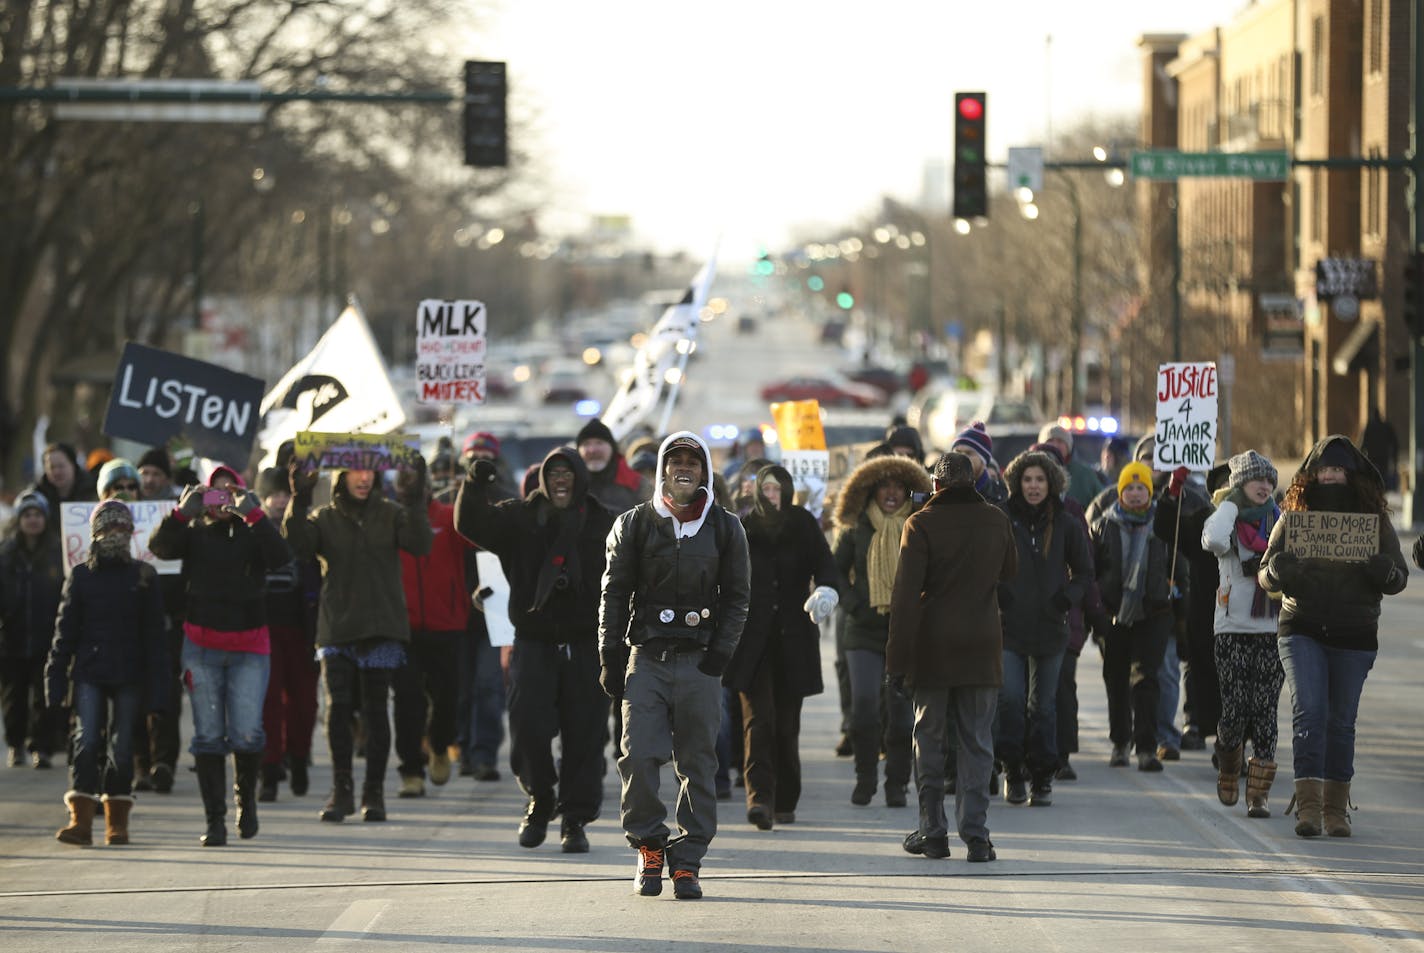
[456,627,505,767]
[321,655,394,785]
[1186,617,1221,736]
[507,640,608,823]
[393,630,461,778]
[0,656,53,756]
[261,624,319,766]
[1056,650,1080,762]
[1101,616,1172,752]
[739,663,804,815]
[994,648,1064,778]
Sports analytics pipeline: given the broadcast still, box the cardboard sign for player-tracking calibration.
[104,342,266,466]
[293,432,422,472]
[59,500,180,576]
[1281,511,1379,562]
[416,299,487,404]
[770,400,827,451]
[474,551,514,647]
[1154,362,1218,472]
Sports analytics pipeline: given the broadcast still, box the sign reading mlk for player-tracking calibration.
[103,342,265,466]
[416,299,487,404]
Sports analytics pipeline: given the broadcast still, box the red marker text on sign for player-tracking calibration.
[421,381,485,402]
[1157,364,1217,402]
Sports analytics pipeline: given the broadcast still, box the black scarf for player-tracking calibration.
[1303,482,1359,513]
[531,497,585,612]
[745,464,794,541]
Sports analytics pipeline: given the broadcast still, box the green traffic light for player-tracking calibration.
[836,292,854,309]
[755,259,775,276]
[807,275,824,292]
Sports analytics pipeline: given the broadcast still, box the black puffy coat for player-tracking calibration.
[149,512,292,632]
[0,534,65,659]
[1091,503,1182,623]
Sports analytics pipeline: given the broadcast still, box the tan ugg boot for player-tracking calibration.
[1322,780,1352,837]
[1215,742,1243,806]
[102,794,134,845]
[1291,778,1324,837]
[1245,758,1276,818]
[56,791,99,846]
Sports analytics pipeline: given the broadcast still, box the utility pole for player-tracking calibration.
[1408,0,1424,526]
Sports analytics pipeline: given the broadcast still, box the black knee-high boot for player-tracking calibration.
[233,751,262,839]
[194,753,228,847]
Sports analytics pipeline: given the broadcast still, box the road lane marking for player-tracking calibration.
[317,899,389,944]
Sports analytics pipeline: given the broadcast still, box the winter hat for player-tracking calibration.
[462,432,501,459]
[884,425,925,460]
[1030,441,1067,468]
[90,499,134,535]
[15,491,49,519]
[97,458,140,495]
[575,418,618,451]
[1133,434,1156,463]
[255,467,288,498]
[1117,461,1154,498]
[208,464,247,488]
[136,447,172,478]
[663,434,709,474]
[951,422,993,469]
[625,435,660,463]
[1037,424,1074,450]
[630,450,658,473]
[933,451,976,489]
[87,448,115,472]
[1228,450,1277,489]
[1317,440,1358,472]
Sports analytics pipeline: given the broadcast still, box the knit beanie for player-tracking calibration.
[951,422,993,469]
[136,447,172,478]
[884,426,925,460]
[933,451,976,489]
[1317,440,1358,472]
[1227,449,1277,489]
[575,418,618,452]
[463,431,501,459]
[97,458,139,495]
[1117,461,1154,498]
[255,467,288,498]
[87,448,115,472]
[1029,441,1067,468]
[1133,434,1156,463]
[1037,424,1073,450]
[90,500,134,535]
[15,491,49,519]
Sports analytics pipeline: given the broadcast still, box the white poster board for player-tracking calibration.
[474,551,514,647]
[59,500,181,576]
[1154,362,1219,472]
[416,299,487,405]
[780,449,831,519]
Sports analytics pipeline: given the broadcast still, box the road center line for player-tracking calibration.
[317,899,389,944]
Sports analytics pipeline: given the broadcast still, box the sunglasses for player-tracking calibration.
[111,481,140,492]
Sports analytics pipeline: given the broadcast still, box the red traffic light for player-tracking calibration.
[957,95,984,122]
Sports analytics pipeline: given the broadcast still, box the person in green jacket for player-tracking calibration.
[283,462,432,824]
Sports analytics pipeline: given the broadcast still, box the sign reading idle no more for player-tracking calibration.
[1154,362,1218,472]
[1281,511,1379,562]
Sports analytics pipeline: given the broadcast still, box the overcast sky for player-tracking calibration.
[478,0,1247,262]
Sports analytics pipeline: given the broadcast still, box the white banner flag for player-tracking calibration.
[603,258,717,443]
[256,304,406,467]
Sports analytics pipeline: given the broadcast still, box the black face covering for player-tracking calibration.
[746,465,795,538]
[1303,481,1359,512]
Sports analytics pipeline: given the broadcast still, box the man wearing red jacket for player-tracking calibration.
[393,470,475,798]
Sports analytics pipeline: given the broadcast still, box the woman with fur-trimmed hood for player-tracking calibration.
[994,450,1091,807]
[832,455,932,809]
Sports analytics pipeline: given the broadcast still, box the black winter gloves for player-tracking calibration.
[469,458,498,487]
[1365,552,1397,589]
[177,484,206,520]
[288,462,318,506]
[599,648,628,699]
[698,648,731,679]
[1050,590,1073,613]
[1414,534,1424,571]
[395,455,428,506]
[1270,551,1304,593]
[885,673,910,701]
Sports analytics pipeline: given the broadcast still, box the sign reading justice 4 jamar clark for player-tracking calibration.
[1154,362,1219,472]
[416,299,487,405]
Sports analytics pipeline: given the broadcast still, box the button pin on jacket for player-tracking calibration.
[659,609,675,624]
[700,608,710,618]
[684,612,701,627]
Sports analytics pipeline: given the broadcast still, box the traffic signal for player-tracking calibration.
[1405,250,1424,339]
[463,60,507,168]
[953,92,988,219]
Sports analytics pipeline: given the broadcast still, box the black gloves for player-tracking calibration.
[395,455,428,506]
[599,648,628,699]
[1050,590,1072,613]
[1415,534,1424,571]
[1365,553,1397,589]
[1271,552,1304,592]
[885,673,910,701]
[177,484,206,520]
[288,462,318,505]
[469,458,498,487]
[230,487,261,518]
[698,648,730,678]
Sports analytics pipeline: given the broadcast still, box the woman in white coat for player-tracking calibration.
[1201,450,1283,817]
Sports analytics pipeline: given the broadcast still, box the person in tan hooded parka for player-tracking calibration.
[831,454,933,809]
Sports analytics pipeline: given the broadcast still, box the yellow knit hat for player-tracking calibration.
[1117,460,1154,498]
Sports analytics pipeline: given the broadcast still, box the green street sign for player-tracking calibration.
[1131,150,1289,181]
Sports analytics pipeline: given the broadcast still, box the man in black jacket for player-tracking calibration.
[598,432,751,900]
[455,447,614,853]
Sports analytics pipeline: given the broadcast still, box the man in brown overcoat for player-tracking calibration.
[887,451,1017,863]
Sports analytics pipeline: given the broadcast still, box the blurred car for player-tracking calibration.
[759,374,886,409]
[913,388,1043,453]
[542,365,590,404]
[842,364,905,399]
[819,320,847,346]
[737,315,758,335]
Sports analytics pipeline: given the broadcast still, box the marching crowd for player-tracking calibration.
[1,414,1419,898]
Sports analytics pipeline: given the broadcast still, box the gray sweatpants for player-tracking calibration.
[913,685,997,844]
[619,647,721,872]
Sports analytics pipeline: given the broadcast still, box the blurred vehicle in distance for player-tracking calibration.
[759,374,887,409]
[820,320,847,346]
[842,364,905,399]
[542,360,592,404]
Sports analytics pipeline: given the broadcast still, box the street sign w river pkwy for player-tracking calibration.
[1131,150,1290,180]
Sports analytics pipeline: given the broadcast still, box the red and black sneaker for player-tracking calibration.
[634,845,664,896]
[671,869,702,900]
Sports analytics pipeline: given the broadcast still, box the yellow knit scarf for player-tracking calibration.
[865,498,912,614]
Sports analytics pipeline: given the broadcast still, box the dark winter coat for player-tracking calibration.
[456,447,613,644]
[886,485,1018,689]
[0,534,65,659]
[149,511,292,632]
[1091,503,1183,622]
[402,498,474,633]
[831,456,933,654]
[282,471,434,646]
[46,558,169,712]
[1154,486,1220,645]
[997,451,1091,657]
[723,498,840,698]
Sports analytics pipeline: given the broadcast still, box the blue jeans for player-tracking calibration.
[1277,635,1376,781]
[1157,636,1183,750]
[71,681,141,796]
[995,648,1064,777]
[457,629,506,767]
[182,639,270,756]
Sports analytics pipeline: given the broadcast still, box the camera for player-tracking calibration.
[203,488,233,507]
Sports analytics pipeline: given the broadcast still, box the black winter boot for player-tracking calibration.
[361,780,387,822]
[259,762,281,803]
[321,770,356,822]
[233,751,262,839]
[194,753,228,847]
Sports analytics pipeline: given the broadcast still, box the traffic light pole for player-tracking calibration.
[1407,0,1424,527]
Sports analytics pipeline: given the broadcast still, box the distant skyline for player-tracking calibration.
[476,1,1248,261]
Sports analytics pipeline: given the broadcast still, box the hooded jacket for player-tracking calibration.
[1259,434,1407,649]
[401,496,474,633]
[0,532,65,659]
[1201,485,1278,635]
[454,447,613,644]
[831,455,933,653]
[598,431,750,660]
[282,469,433,646]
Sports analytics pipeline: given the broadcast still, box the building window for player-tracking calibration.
[1366,159,1380,237]
[1311,169,1323,242]
[1368,0,1383,75]
[1311,16,1325,97]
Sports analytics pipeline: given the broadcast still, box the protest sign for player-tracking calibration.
[1281,511,1379,562]
[1154,362,1219,472]
[770,400,828,452]
[474,552,514,647]
[416,299,487,405]
[293,432,422,472]
[104,342,265,466]
[59,499,180,576]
